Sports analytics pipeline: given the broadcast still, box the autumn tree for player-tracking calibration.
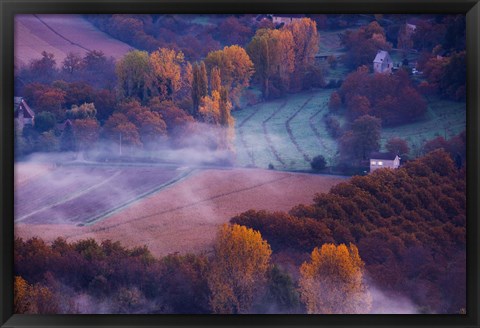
[340,114,381,162]
[150,48,185,101]
[247,28,295,98]
[66,102,97,120]
[210,66,221,94]
[103,112,142,148]
[419,51,467,101]
[149,98,195,141]
[22,84,67,121]
[29,51,58,83]
[339,68,426,126]
[205,45,254,107]
[208,224,272,314]
[116,50,153,102]
[119,100,167,147]
[386,137,410,157]
[14,276,60,314]
[73,118,100,151]
[62,52,84,75]
[299,243,371,314]
[286,18,320,91]
[217,16,253,46]
[341,21,392,70]
[191,62,208,117]
[328,92,342,111]
[199,91,221,125]
[219,87,235,151]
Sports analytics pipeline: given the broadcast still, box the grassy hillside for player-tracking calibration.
[15,14,133,68]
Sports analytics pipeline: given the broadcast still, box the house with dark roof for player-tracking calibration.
[14,97,35,129]
[373,50,393,74]
[369,152,400,172]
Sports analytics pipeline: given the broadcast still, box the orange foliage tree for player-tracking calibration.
[204,45,254,107]
[299,243,371,314]
[150,48,185,101]
[14,276,60,314]
[208,224,272,314]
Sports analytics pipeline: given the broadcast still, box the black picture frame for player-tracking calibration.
[1,0,479,327]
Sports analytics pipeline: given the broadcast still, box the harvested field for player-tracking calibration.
[15,14,132,67]
[15,164,186,225]
[14,163,55,189]
[15,167,347,257]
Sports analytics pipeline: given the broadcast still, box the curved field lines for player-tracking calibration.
[234,89,338,171]
[14,164,185,225]
[14,168,347,257]
[15,14,132,68]
[262,99,288,167]
[285,94,316,163]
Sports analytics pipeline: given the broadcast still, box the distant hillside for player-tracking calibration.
[14,14,134,68]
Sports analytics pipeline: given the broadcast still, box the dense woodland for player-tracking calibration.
[15,150,465,314]
[232,150,466,313]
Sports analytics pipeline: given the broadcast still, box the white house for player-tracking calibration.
[271,14,303,26]
[369,152,400,172]
[373,50,393,74]
[14,97,35,130]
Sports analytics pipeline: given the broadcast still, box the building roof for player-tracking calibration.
[271,14,304,18]
[373,50,390,63]
[370,152,398,160]
[14,97,35,119]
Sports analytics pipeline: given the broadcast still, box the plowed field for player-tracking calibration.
[15,165,346,257]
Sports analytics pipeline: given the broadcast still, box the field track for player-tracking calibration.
[262,99,288,166]
[285,94,315,162]
[15,166,346,257]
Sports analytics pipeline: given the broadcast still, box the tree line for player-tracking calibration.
[15,224,369,314]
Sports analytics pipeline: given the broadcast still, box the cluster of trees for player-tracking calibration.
[340,21,392,70]
[16,17,327,159]
[17,50,116,90]
[247,18,322,99]
[333,67,427,126]
[417,51,466,101]
[85,15,258,61]
[14,223,371,314]
[232,150,466,313]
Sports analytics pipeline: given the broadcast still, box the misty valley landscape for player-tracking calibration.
[13,14,466,314]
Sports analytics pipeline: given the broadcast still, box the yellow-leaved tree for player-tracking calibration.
[14,276,60,314]
[299,243,372,314]
[208,224,272,314]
